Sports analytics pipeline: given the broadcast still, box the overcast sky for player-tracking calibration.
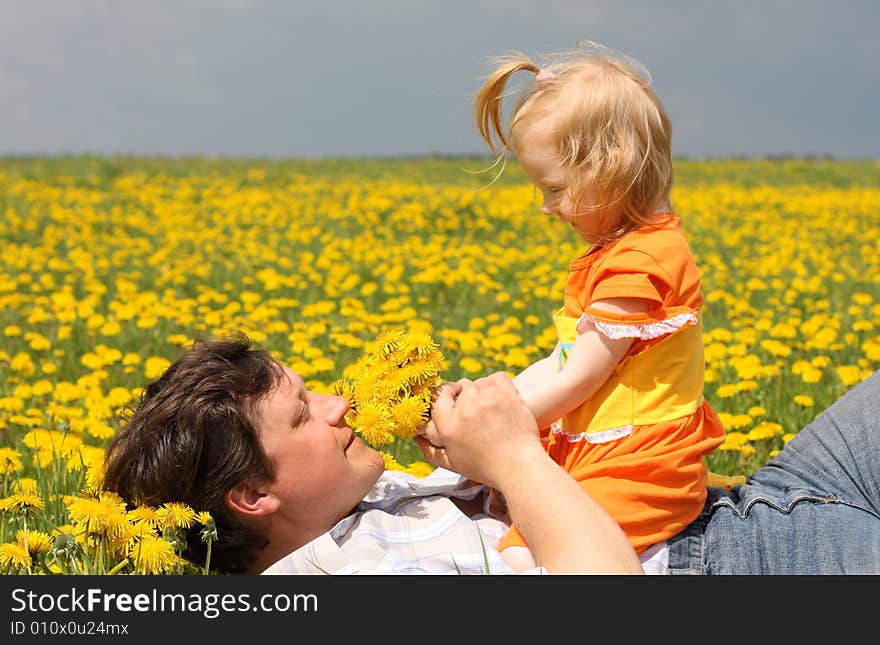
[1,0,878,159]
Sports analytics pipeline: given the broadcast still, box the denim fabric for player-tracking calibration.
[668,370,880,574]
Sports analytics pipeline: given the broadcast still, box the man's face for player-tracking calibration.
[255,366,385,530]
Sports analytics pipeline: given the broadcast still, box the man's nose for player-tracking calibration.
[323,394,351,424]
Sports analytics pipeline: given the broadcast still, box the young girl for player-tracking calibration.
[473,42,726,564]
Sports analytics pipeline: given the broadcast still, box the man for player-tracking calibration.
[105,333,880,574]
[103,333,643,575]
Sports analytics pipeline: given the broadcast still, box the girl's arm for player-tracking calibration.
[416,374,643,574]
[512,342,561,393]
[518,297,651,429]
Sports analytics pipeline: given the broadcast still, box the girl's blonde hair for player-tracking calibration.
[475,41,674,241]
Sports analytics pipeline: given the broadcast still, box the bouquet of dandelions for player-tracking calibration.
[333,328,447,452]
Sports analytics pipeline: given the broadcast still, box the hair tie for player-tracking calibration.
[535,69,557,83]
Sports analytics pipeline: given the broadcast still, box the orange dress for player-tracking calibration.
[499,214,726,556]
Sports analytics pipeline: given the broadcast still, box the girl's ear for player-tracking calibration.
[226,482,281,518]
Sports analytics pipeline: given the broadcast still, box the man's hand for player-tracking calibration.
[414,371,643,574]
[414,372,540,489]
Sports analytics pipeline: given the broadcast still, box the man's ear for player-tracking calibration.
[226,481,281,518]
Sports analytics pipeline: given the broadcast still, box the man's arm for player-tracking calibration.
[415,374,643,575]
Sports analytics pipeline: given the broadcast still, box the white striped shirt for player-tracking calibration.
[261,468,667,575]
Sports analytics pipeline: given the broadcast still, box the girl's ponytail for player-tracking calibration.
[474,54,539,155]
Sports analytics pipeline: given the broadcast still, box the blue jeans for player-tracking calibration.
[668,370,880,574]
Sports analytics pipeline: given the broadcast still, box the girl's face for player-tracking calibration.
[513,118,600,243]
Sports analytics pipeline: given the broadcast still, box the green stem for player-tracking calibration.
[203,539,212,576]
[107,558,130,575]
[22,515,31,575]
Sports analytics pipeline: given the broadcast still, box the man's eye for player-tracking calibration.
[294,403,309,427]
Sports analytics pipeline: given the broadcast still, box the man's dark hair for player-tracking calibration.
[103,332,283,574]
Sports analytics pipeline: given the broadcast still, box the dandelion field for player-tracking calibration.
[1,155,879,574]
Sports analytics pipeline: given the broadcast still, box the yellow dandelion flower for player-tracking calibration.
[747,422,784,441]
[835,365,864,387]
[107,519,144,558]
[130,534,177,575]
[352,401,396,447]
[793,394,814,407]
[459,357,483,373]
[82,459,107,492]
[748,406,766,417]
[728,414,753,430]
[0,448,23,475]
[198,512,217,542]
[156,502,197,530]
[716,384,738,399]
[14,478,39,493]
[405,461,435,478]
[760,339,791,357]
[719,432,750,450]
[66,495,114,536]
[127,505,160,528]
[382,452,406,471]
[391,395,429,439]
[0,491,45,514]
[0,542,32,571]
[144,356,171,380]
[16,529,53,555]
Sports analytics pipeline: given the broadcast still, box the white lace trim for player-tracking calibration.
[550,421,633,444]
[578,311,697,340]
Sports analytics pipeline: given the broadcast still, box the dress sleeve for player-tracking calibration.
[589,248,671,306]
[577,248,698,340]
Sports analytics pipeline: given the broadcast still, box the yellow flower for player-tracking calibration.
[335,328,446,447]
[747,422,783,441]
[716,384,738,399]
[799,366,823,384]
[793,394,814,407]
[0,448,23,475]
[390,395,429,439]
[157,502,197,530]
[835,365,864,387]
[129,534,178,575]
[14,478,39,493]
[65,492,127,537]
[144,356,171,380]
[382,452,406,471]
[351,401,396,447]
[16,529,53,555]
[718,432,750,451]
[0,542,32,571]
[198,512,217,542]
[405,461,435,478]
[0,491,45,514]
[127,506,160,528]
